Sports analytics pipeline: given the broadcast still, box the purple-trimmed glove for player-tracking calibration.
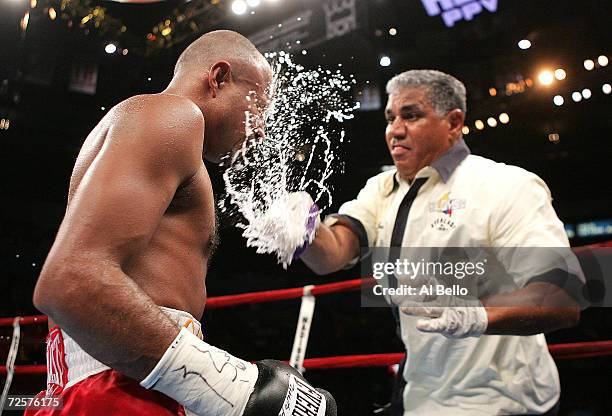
[241,191,321,268]
[293,202,321,260]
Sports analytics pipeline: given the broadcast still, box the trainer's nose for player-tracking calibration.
[386,118,406,141]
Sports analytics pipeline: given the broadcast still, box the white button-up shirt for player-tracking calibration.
[337,139,567,415]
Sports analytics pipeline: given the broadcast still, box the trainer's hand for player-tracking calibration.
[292,200,321,260]
[243,191,320,268]
[244,359,337,416]
[401,294,488,339]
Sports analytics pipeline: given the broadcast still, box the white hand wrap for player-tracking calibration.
[140,328,259,416]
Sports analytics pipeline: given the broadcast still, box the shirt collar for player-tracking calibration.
[430,137,471,183]
[384,138,471,195]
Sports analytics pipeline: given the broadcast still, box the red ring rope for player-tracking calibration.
[2,340,612,375]
[1,241,610,375]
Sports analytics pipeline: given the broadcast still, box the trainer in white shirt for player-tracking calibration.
[300,70,581,416]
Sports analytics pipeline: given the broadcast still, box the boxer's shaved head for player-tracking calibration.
[167,30,272,163]
[174,30,268,80]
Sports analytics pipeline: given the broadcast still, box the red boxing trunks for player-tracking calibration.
[25,307,202,415]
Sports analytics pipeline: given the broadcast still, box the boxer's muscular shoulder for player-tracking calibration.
[105,93,204,177]
[108,93,204,146]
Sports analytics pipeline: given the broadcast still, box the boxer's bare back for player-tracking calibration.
[46,93,214,328]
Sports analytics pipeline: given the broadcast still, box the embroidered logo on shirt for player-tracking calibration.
[428,192,466,231]
[428,192,466,217]
[430,217,456,231]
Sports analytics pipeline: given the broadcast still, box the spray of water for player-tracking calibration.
[220,51,359,267]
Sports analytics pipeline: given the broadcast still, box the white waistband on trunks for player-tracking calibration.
[61,306,203,389]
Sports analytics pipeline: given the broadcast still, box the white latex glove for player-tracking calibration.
[400,288,488,338]
[242,191,320,268]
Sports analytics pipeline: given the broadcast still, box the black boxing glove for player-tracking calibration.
[243,359,337,416]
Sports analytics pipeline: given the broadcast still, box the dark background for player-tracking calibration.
[0,0,611,414]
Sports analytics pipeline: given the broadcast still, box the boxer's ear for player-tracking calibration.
[208,61,231,98]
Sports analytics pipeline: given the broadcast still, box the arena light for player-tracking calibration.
[389,28,397,36]
[553,95,564,106]
[598,55,609,67]
[583,59,595,71]
[488,87,497,97]
[582,88,592,100]
[603,84,612,95]
[231,0,247,15]
[538,70,554,86]
[518,39,531,50]
[499,113,510,124]
[548,133,560,143]
[475,120,484,130]
[379,56,391,67]
[554,69,566,81]
[487,117,497,128]
[104,43,117,54]
[20,11,29,31]
[462,126,470,135]
[48,7,56,20]
[571,91,582,102]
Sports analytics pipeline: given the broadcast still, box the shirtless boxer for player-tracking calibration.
[30,30,336,415]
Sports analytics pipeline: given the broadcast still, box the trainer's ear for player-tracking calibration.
[208,61,231,98]
[447,108,465,140]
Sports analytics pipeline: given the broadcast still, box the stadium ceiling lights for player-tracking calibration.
[553,95,564,106]
[554,69,566,81]
[379,56,391,67]
[518,39,531,50]
[232,0,267,15]
[105,43,117,54]
[537,70,554,86]
[232,0,248,15]
[581,88,592,100]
